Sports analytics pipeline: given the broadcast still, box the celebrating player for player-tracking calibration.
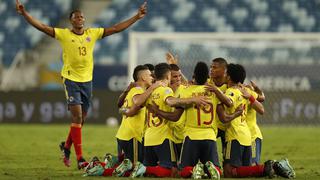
[217,63,295,179]
[16,0,147,169]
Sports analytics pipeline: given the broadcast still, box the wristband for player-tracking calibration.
[249,95,255,104]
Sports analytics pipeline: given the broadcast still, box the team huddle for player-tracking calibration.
[81,56,295,179]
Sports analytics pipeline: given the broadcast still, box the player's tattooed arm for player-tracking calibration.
[147,101,184,122]
[16,0,54,37]
[216,104,243,123]
[102,1,147,37]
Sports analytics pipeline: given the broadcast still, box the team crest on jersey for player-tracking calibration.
[164,89,171,94]
[86,37,91,42]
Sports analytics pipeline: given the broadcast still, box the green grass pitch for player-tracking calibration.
[0,124,319,180]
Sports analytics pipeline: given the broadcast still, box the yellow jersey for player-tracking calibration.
[144,86,175,146]
[116,87,146,142]
[54,28,104,82]
[207,80,228,132]
[182,85,218,141]
[245,87,263,141]
[169,85,188,144]
[224,87,251,146]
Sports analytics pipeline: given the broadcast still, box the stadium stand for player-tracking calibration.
[0,0,72,67]
[92,0,320,65]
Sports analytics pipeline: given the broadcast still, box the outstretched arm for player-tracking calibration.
[102,2,147,37]
[16,0,54,37]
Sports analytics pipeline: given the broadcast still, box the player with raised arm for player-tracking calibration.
[167,63,187,164]
[165,52,189,163]
[16,0,147,169]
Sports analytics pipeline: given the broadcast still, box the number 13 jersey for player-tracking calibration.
[54,28,104,82]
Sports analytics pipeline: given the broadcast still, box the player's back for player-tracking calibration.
[144,86,175,146]
[183,85,218,141]
[116,87,146,142]
[224,86,251,146]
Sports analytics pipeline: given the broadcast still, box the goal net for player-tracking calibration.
[129,32,320,124]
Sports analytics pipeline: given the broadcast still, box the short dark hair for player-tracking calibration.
[144,63,155,72]
[169,64,180,71]
[133,65,149,82]
[194,62,209,85]
[154,63,171,80]
[227,63,246,83]
[212,57,228,68]
[69,10,82,19]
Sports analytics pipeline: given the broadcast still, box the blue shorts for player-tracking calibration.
[180,136,220,168]
[117,138,144,164]
[63,78,92,113]
[143,139,176,168]
[252,138,262,164]
[224,140,252,167]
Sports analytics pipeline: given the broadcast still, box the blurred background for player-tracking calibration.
[0,0,319,125]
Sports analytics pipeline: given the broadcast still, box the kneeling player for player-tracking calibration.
[217,63,295,179]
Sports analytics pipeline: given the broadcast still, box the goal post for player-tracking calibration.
[128,32,320,124]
